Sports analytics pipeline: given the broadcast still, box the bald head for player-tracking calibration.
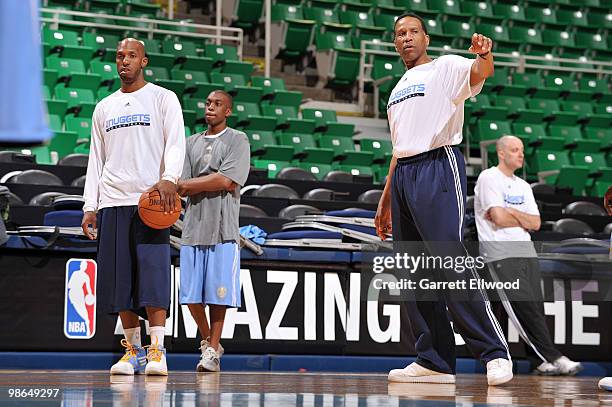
[117,38,146,56]
[116,38,148,86]
[496,135,522,153]
[496,136,524,173]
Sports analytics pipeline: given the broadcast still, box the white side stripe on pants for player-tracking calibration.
[443,146,511,360]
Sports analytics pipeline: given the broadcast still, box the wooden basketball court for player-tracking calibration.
[0,370,610,406]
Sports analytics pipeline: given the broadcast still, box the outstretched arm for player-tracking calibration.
[469,33,494,87]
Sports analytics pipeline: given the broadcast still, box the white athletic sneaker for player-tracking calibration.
[197,346,221,372]
[599,377,612,391]
[200,337,224,357]
[534,361,560,376]
[388,362,455,383]
[553,356,583,376]
[486,358,513,386]
[145,345,168,376]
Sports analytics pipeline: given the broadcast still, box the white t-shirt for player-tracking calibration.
[83,83,186,212]
[474,167,540,260]
[387,55,484,158]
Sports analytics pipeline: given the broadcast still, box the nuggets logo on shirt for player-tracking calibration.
[387,83,426,110]
[105,113,151,132]
[504,193,526,206]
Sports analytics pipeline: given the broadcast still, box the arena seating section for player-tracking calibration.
[0,0,610,239]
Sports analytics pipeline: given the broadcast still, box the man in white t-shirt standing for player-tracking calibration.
[375,12,513,386]
[474,135,582,376]
[81,38,186,376]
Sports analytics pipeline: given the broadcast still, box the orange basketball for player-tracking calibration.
[138,190,181,229]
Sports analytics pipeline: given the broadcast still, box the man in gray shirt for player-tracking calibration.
[177,90,250,372]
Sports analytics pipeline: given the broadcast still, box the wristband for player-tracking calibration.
[478,52,490,60]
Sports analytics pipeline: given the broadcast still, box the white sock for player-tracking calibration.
[149,326,165,349]
[124,327,141,347]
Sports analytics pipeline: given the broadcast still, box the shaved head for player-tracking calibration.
[117,38,146,56]
[496,135,525,173]
[496,135,522,153]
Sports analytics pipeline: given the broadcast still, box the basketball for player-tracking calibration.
[84,294,95,306]
[138,190,181,229]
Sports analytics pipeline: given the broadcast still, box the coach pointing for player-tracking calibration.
[375,13,513,386]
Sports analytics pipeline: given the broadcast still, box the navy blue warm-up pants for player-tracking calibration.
[391,145,510,374]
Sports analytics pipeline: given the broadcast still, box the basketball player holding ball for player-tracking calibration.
[177,90,250,372]
[81,38,185,376]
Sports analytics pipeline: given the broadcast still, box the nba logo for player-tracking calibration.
[64,259,97,339]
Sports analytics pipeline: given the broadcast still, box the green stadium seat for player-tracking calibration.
[477,23,510,43]
[283,118,316,136]
[465,93,491,119]
[188,82,226,100]
[511,73,543,92]
[339,10,381,31]
[512,123,547,142]
[575,31,608,51]
[274,19,317,59]
[49,131,79,159]
[42,29,79,48]
[428,0,466,16]
[67,73,103,92]
[278,133,317,157]
[233,0,264,30]
[272,3,303,21]
[561,101,593,119]
[509,26,543,45]
[318,136,356,159]
[240,116,278,133]
[90,60,119,85]
[138,38,162,54]
[261,104,298,128]
[252,159,291,178]
[395,0,430,12]
[304,7,340,25]
[525,6,557,24]
[182,99,207,124]
[527,99,560,118]
[221,61,254,81]
[231,102,262,127]
[267,90,302,109]
[251,77,286,100]
[156,79,185,98]
[340,150,374,166]
[324,122,355,138]
[246,130,277,153]
[171,69,208,92]
[494,95,526,116]
[54,87,96,115]
[492,3,526,21]
[46,99,68,117]
[43,85,52,99]
[443,20,475,40]
[473,119,512,144]
[302,108,337,131]
[587,8,612,29]
[73,142,90,155]
[577,77,608,95]
[162,39,200,63]
[542,29,575,48]
[144,52,176,71]
[209,73,246,93]
[204,45,239,67]
[124,0,161,17]
[44,68,59,89]
[461,1,494,18]
[300,147,335,163]
[143,66,169,81]
[97,85,116,99]
[232,86,264,104]
[360,138,392,163]
[65,116,92,143]
[178,56,213,73]
[48,114,63,132]
[294,162,333,180]
[45,57,86,79]
[336,164,374,179]
[556,7,589,27]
